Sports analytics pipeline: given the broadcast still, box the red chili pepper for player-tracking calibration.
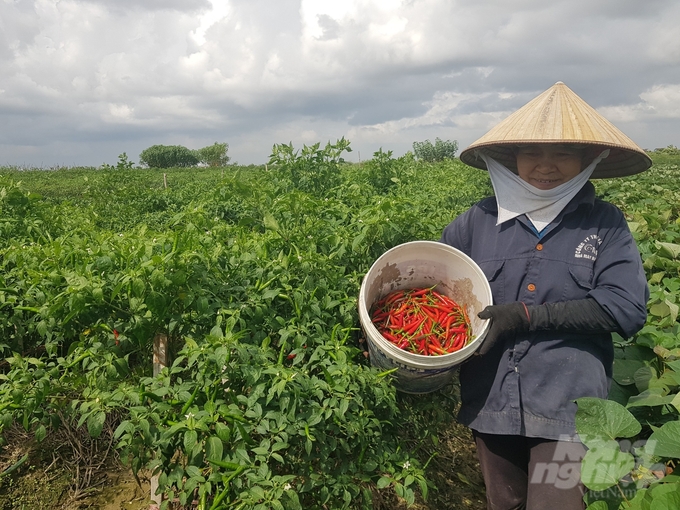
[382,331,399,343]
[370,287,472,356]
[451,332,466,351]
[403,316,424,334]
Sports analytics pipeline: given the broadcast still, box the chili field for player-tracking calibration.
[0,143,678,510]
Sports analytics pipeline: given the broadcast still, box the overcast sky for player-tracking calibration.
[1,0,679,168]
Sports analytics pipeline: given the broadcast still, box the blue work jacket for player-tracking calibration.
[440,182,649,440]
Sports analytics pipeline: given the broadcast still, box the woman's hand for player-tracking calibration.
[476,302,530,355]
[476,298,620,356]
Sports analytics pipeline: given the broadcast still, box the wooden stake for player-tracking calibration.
[163,173,168,189]
[153,333,168,376]
[149,333,169,510]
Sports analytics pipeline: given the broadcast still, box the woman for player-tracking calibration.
[441,82,650,510]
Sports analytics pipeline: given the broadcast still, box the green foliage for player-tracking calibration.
[14,149,680,508]
[648,145,680,156]
[196,142,230,167]
[140,145,200,169]
[268,138,351,195]
[115,326,428,509]
[577,156,680,509]
[412,138,458,163]
[0,147,494,509]
[359,149,414,194]
[100,152,136,170]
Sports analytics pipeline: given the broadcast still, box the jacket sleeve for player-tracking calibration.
[587,207,649,338]
[528,298,620,333]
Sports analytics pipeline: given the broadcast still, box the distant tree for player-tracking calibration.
[139,145,200,168]
[412,138,459,162]
[196,142,230,167]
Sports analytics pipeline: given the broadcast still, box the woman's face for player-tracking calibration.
[515,144,584,190]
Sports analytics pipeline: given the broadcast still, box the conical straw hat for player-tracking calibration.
[459,82,652,178]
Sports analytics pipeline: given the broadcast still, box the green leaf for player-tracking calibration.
[160,422,186,441]
[132,278,145,297]
[645,421,680,458]
[215,422,231,443]
[185,465,201,478]
[650,489,680,510]
[650,301,672,318]
[607,380,637,407]
[581,446,635,491]
[250,486,266,499]
[113,421,130,440]
[184,430,198,452]
[34,424,46,443]
[362,460,378,474]
[263,213,280,232]
[626,387,672,408]
[92,287,104,302]
[666,299,679,324]
[376,476,392,489]
[657,242,680,259]
[271,441,288,452]
[612,359,646,386]
[585,501,609,510]
[146,291,166,314]
[417,477,428,501]
[205,436,223,462]
[575,398,641,449]
[262,289,280,300]
[87,411,106,438]
[634,366,658,392]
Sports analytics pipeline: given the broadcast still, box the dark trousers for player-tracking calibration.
[473,431,586,510]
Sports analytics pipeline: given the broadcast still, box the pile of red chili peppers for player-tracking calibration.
[370,287,472,355]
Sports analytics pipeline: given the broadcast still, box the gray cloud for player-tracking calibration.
[0,0,679,167]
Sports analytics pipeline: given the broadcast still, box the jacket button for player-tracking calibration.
[536,244,543,250]
[527,283,536,291]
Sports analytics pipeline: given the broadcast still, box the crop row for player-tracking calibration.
[0,145,489,509]
[1,147,678,509]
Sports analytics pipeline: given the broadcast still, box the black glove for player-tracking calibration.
[476,298,620,356]
[476,302,530,356]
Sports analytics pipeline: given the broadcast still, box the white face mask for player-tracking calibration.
[480,149,610,232]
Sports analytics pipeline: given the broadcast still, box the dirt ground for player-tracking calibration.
[0,457,151,510]
[0,424,151,510]
[0,421,485,510]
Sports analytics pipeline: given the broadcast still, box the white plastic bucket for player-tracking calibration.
[358,240,492,394]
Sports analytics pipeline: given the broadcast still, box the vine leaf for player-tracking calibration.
[581,446,635,491]
[575,397,641,450]
[644,421,680,459]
